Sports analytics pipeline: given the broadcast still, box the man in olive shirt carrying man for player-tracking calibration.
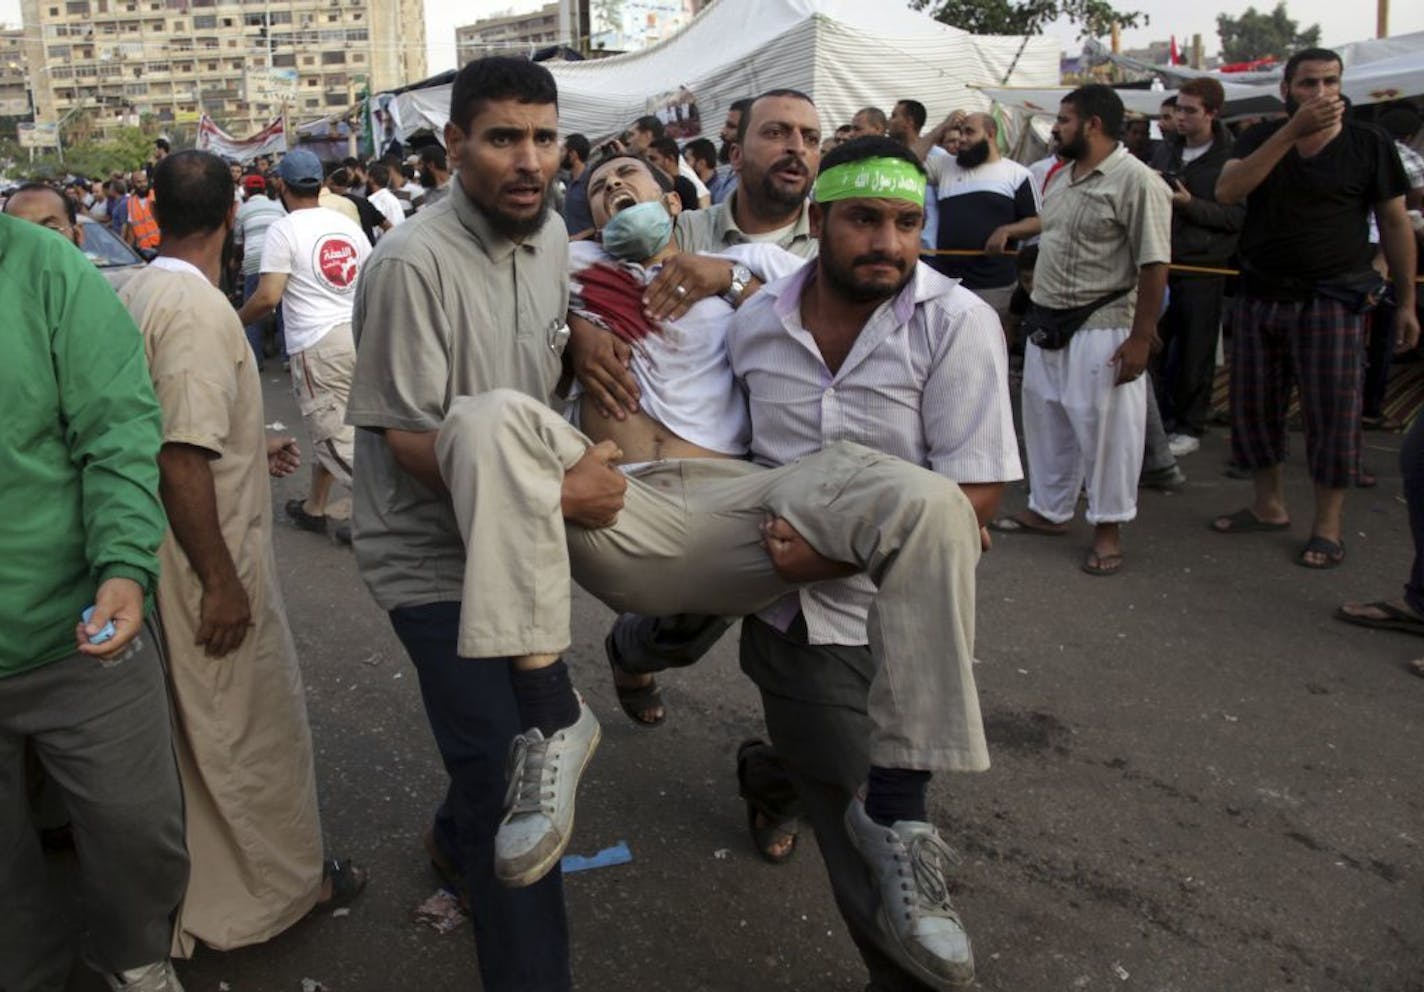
[346,57,610,992]
[0,213,188,992]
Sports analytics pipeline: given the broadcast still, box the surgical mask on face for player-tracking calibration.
[600,200,673,261]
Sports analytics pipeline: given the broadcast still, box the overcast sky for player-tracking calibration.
[3,0,1420,76]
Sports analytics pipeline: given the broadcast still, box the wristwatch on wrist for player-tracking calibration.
[723,263,752,306]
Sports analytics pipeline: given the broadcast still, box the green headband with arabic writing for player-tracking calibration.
[812,157,925,207]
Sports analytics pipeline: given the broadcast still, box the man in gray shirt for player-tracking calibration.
[345,57,621,992]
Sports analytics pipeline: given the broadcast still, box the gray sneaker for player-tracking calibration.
[845,796,974,988]
[105,961,184,992]
[495,698,601,888]
[1140,464,1187,492]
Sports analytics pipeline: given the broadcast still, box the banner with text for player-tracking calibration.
[195,114,288,163]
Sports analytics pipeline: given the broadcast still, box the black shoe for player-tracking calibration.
[1139,464,1186,492]
[285,499,327,533]
[333,521,353,546]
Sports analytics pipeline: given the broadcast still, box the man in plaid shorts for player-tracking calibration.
[1211,47,1418,568]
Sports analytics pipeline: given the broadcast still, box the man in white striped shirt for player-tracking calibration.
[725,137,1020,991]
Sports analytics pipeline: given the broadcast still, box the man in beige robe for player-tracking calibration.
[120,150,356,957]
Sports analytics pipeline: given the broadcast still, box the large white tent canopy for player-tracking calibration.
[385,0,1061,145]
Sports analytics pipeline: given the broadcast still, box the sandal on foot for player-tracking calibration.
[1334,601,1424,634]
[1296,536,1345,570]
[605,635,665,727]
[736,739,799,864]
[1210,508,1290,534]
[1081,550,1124,577]
[988,514,1067,536]
[318,856,369,908]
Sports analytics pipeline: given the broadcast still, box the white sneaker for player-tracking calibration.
[105,961,184,992]
[494,698,601,888]
[845,796,974,988]
[1167,433,1201,457]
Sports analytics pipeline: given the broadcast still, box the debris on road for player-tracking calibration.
[562,840,633,873]
[415,889,467,935]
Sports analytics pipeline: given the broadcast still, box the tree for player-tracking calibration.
[912,0,1148,41]
[1216,2,1320,64]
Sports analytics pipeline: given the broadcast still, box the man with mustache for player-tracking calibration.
[440,136,1014,989]
[1210,47,1417,569]
[345,57,584,992]
[920,111,1039,329]
[985,85,1172,577]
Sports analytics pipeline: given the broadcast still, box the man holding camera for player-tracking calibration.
[987,85,1171,576]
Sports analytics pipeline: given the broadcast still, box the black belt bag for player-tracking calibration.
[1022,288,1131,351]
[1313,271,1388,314]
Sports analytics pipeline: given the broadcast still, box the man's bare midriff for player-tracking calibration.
[580,393,734,465]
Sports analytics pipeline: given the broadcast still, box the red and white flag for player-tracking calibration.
[1169,36,1181,66]
[195,115,288,163]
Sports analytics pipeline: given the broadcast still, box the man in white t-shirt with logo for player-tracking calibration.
[238,148,371,540]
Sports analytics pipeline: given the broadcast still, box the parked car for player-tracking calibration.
[78,214,146,290]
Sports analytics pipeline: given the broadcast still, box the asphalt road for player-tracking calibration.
[64,368,1424,992]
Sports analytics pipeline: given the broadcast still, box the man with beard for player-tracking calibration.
[559,133,592,236]
[435,137,1008,988]
[670,89,820,262]
[344,57,580,992]
[986,85,1171,576]
[419,144,453,208]
[1159,96,1178,141]
[922,112,1039,327]
[709,98,751,204]
[1147,77,1244,458]
[1210,48,1417,569]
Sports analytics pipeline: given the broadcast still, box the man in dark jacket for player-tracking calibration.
[1149,76,1244,455]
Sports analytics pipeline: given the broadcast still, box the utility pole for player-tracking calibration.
[1377,0,1389,38]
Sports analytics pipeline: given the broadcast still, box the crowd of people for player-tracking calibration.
[1,45,1422,992]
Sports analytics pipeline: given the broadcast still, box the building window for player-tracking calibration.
[320,50,344,65]
[193,14,215,27]
[325,92,346,106]
[272,52,295,67]
[65,0,90,14]
[301,55,314,66]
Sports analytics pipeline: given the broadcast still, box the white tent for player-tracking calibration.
[1095,28,1424,109]
[388,0,1061,144]
[977,80,1286,122]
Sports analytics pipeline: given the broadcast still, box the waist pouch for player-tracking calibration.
[1313,271,1387,314]
[1022,288,1131,351]
[1243,267,1385,313]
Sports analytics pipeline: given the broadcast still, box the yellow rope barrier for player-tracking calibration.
[919,248,1423,284]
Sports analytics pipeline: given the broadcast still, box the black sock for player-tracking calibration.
[509,659,580,737]
[864,766,931,826]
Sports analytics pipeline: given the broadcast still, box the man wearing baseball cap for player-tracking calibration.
[238,148,371,542]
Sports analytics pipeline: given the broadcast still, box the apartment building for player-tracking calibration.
[454,2,563,64]
[1,29,30,116]
[17,0,426,137]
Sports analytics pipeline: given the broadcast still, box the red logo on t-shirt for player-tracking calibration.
[316,235,360,289]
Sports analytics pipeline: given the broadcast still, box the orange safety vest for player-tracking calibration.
[127,192,160,250]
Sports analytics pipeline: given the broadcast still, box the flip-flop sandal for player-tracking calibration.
[1334,601,1424,635]
[1081,550,1124,577]
[1296,535,1345,570]
[317,857,368,909]
[736,739,799,865]
[1210,508,1290,534]
[606,635,665,728]
[989,515,1067,536]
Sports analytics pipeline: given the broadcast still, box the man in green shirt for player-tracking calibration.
[0,212,189,992]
